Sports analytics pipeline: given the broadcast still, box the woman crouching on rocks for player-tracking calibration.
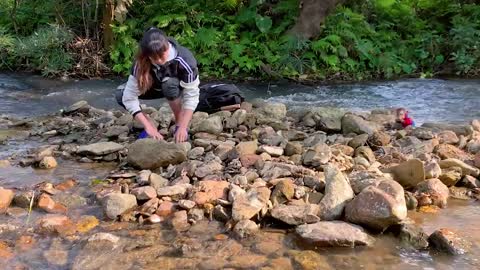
[116,27,200,143]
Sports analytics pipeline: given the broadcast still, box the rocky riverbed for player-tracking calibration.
[1,99,480,269]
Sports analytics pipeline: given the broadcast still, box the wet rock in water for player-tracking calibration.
[37,193,67,214]
[318,165,354,220]
[191,180,229,205]
[389,222,429,250]
[127,139,187,169]
[342,114,380,135]
[438,130,459,145]
[76,215,100,233]
[296,221,374,247]
[72,233,122,270]
[55,179,77,191]
[270,179,295,206]
[43,239,69,266]
[77,142,124,156]
[438,158,479,177]
[52,193,87,208]
[424,160,442,179]
[131,186,157,200]
[170,210,190,232]
[13,191,34,209]
[285,141,303,156]
[302,143,331,168]
[348,134,369,149]
[149,173,168,190]
[0,187,14,214]
[460,175,480,189]
[156,184,191,199]
[404,191,418,210]
[227,254,268,269]
[37,156,57,169]
[388,159,425,188]
[448,186,471,200]
[302,107,345,133]
[288,250,331,270]
[428,229,472,255]
[439,167,462,187]
[270,204,320,225]
[102,193,137,220]
[191,115,223,135]
[233,219,259,238]
[414,178,449,208]
[0,241,14,260]
[345,179,407,231]
[232,187,271,221]
[258,145,284,157]
[0,160,10,167]
[36,214,74,235]
[434,144,469,160]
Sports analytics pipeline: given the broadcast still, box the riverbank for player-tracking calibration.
[1,99,480,269]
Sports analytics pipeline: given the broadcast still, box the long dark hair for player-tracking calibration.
[135,27,169,93]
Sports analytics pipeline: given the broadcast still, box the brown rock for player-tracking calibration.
[434,144,469,160]
[295,221,374,247]
[0,187,14,214]
[191,180,229,206]
[233,220,259,238]
[270,204,320,225]
[170,210,190,232]
[285,141,303,156]
[424,160,442,179]
[38,156,58,169]
[475,152,480,168]
[37,193,67,214]
[15,235,36,252]
[240,154,262,168]
[267,257,294,270]
[389,159,425,188]
[438,131,459,145]
[36,215,75,236]
[0,241,14,260]
[368,131,391,148]
[270,179,295,206]
[438,158,479,177]
[302,143,331,168]
[461,175,480,189]
[228,255,268,269]
[439,167,462,187]
[76,216,99,233]
[345,180,407,231]
[55,179,77,191]
[156,201,175,217]
[331,144,354,157]
[415,178,449,208]
[236,141,258,156]
[232,187,271,221]
[318,165,354,220]
[429,228,471,255]
[288,250,331,270]
[131,186,157,200]
[354,146,376,163]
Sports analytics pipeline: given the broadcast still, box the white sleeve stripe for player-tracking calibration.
[176,57,194,82]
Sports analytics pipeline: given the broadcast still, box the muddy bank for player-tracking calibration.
[1,100,480,269]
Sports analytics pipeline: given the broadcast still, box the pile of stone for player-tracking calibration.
[2,100,479,255]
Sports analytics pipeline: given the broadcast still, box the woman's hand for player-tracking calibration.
[145,124,164,140]
[174,126,188,143]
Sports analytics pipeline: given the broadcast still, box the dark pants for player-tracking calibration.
[116,77,181,109]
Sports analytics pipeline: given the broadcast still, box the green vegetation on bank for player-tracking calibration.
[0,0,479,80]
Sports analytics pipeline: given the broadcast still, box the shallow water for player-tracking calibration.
[1,73,480,269]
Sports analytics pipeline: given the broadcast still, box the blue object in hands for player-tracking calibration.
[138,130,148,139]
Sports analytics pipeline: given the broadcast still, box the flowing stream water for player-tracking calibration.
[0,73,479,269]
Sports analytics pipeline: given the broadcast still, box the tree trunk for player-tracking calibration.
[290,0,343,39]
[102,0,115,50]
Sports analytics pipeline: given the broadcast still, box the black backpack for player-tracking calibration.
[195,83,245,114]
